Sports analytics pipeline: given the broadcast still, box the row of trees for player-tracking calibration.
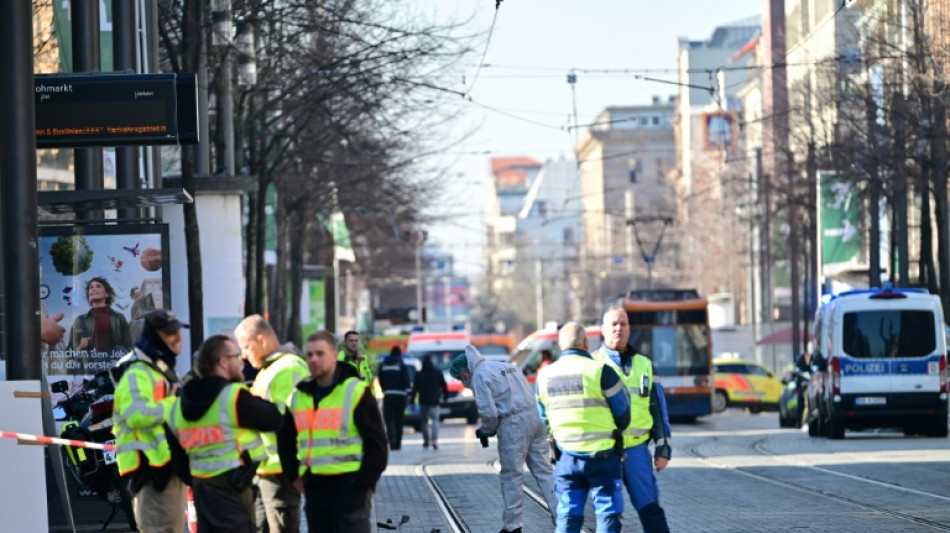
[156,0,473,345]
[726,0,950,353]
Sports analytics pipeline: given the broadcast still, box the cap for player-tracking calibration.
[143,309,189,333]
[448,353,468,379]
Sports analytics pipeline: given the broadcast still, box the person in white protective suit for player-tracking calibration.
[449,345,558,533]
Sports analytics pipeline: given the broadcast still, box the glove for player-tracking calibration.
[474,428,495,439]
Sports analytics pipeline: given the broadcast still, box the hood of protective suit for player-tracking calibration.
[464,344,485,375]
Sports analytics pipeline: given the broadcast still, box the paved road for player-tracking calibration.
[55,408,950,531]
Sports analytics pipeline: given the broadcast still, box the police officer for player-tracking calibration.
[377,345,412,450]
[113,309,190,533]
[537,322,631,533]
[278,330,388,533]
[169,335,284,532]
[339,330,372,385]
[234,315,310,533]
[592,308,671,533]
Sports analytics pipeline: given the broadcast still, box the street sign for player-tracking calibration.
[818,171,861,275]
[34,73,198,148]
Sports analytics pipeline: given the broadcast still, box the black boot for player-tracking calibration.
[638,503,670,533]
[499,528,522,533]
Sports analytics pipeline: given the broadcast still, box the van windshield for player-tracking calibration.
[842,310,936,358]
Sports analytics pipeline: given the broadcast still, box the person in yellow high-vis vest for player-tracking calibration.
[339,330,373,386]
[113,309,191,533]
[277,330,388,533]
[234,315,310,533]
[537,322,631,533]
[169,334,284,532]
[592,307,671,533]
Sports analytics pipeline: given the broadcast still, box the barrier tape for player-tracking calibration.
[0,430,116,451]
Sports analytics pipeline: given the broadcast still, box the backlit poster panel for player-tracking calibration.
[39,225,170,402]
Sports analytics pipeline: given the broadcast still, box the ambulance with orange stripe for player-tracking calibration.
[712,356,783,413]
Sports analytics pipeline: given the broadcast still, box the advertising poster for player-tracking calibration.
[818,171,861,276]
[39,225,170,402]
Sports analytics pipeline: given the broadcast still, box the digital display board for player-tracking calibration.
[35,73,198,148]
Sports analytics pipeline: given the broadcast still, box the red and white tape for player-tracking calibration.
[0,430,115,451]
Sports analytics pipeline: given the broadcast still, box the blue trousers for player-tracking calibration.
[622,444,669,533]
[553,452,623,533]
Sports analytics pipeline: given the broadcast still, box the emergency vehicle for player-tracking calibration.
[404,330,478,425]
[807,286,949,439]
[509,326,603,383]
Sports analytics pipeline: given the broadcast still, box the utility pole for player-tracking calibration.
[414,230,426,325]
[787,149,801,360]
[535,244,544,330]
[1,0,41,379]
[72,0,103,220]
[113,0,139,221]
[212,0,235,176]
[625,191,635,274]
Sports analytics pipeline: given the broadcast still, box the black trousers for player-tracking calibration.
[193,475,255,533]
[303,474,373,533]
[382,395,406,450]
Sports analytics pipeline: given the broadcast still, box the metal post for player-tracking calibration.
[142,0,162,189]
[1,0,42,379]
[535,253,544,330]
[72,0,103,220]
[212,0,234,175]
[114,0,139,220]
[787,150,801,360]
[414,232,424,325]
[333,257,340,334]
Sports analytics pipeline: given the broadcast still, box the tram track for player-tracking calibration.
[417,457,595,533]
[680,430,950,530]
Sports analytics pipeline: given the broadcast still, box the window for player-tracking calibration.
[629,169,638,183]
[652,116,660,126]
[842,310,936,358]
[563,227,574,244]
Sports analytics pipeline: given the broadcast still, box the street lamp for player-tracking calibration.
[211,0,234,175]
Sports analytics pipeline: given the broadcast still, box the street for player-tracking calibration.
[374,410,950,532]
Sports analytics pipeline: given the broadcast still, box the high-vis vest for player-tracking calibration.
[289,377,366,476]
[169,383,267,479]
[592,347,654,448]
[338,352,372,386]
[537,354,617,455]
[251,351,310,475]
[113,350,176,475]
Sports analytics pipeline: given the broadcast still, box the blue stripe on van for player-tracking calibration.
[839,356,939,376]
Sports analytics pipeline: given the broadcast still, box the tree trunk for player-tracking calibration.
[286,213,308,347]
[182,0,204,347]
[271,191,288,338]
[244,187,260,315]
[920,181,936,290]
[933,90,950,315]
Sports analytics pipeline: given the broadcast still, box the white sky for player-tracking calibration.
[415,1,761,278]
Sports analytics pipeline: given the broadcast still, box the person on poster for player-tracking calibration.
[68,276,133,356]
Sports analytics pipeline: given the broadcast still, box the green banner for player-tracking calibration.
[819,171,860,274]
[301,278,326,339]
[53,0,115,73]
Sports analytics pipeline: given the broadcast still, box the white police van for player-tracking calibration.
[807,286,948,439]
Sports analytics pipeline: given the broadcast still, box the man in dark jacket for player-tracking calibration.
[277,330,387,533]
[377,346,411,450]
[411,354,448,449]
[169,335,284,532]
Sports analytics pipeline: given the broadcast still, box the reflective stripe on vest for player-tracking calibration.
[538,356,616,455]
[114,356,173,475]
[251,352,309,475]
[592,347,654,447]
[291,378,365,476]
[169,384,267,479]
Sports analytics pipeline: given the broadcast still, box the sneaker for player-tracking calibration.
[432,443,438,450]
[423,443,429,449]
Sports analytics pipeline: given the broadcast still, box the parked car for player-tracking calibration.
[807,286,948,439]
[712,357,782,414]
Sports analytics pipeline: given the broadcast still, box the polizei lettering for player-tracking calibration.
[844,362,885,375]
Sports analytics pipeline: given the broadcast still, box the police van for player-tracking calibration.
[807,286,949,439]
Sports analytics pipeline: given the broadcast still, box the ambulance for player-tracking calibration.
[403,330,478,425]
[510,326,603,383]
